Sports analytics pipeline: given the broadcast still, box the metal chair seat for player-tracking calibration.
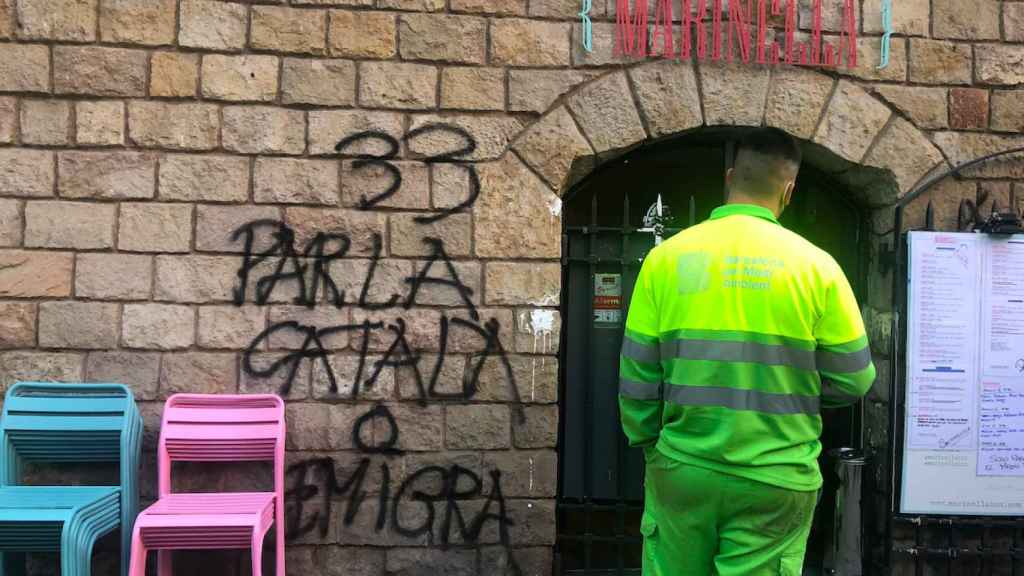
[0,487,121,556]
[135,492,274,550]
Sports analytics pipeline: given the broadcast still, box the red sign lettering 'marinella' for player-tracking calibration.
[616,0,858,69]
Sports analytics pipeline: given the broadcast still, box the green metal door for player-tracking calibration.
[556,132,867,575]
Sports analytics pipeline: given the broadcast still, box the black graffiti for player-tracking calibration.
[232,220,350,308]
[242,319,378,396]
[406,238,478,320]
[286,458,520,562]
[352,404,400,454]
[335,130,403,209]
[284,405,524,574]
[335,123,481,224]
[392,465,509,545]
[233,216,525,410]
[232,221,477,314]
[242,313,525,418]
[233,120,534,573]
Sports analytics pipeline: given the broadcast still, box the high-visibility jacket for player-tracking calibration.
[619,203,876,492]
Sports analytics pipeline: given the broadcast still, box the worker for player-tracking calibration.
[619,128,876,576]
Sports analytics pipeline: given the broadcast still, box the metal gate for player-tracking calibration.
[554,130,868,575]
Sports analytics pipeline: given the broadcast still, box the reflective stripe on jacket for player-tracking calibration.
[619,203,875,491]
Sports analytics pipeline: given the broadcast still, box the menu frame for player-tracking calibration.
[898,231,1024,516]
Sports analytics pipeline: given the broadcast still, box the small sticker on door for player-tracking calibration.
[594,274,622,327]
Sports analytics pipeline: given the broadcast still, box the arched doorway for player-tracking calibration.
[495,58,949,576]
[555,128,868,575]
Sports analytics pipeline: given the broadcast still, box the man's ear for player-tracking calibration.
[778,180,794,215]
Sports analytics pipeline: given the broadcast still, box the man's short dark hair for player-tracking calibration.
[729,128,802,199]
[738,128,802,166]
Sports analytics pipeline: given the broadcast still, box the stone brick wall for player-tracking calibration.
[0,0,1022,575]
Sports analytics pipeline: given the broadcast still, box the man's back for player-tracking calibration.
[619,204,876,491]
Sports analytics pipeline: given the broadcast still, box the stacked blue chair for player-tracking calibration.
[0,382,142,576]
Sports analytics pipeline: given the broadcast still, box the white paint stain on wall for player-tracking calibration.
[518,309,558,401]
[519,309,556,355]
[547,196,562,219]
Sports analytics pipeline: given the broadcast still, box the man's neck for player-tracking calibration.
[725,193,781,218]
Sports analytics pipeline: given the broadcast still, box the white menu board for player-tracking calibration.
[902,232,1024,515]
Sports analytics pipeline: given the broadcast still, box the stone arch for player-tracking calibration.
[496,60,947,212]
[469,60,948,339]
[470,57,947,373]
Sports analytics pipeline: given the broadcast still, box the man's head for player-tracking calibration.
[725,128,803,217]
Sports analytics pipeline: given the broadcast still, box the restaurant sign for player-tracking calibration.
[588,0,869,70]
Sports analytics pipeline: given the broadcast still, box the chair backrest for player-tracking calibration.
[158,394,285,495]
[1,382,140,470]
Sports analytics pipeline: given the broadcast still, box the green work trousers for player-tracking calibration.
[641,448,818,576]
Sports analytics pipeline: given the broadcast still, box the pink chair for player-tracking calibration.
[128,394,285,576]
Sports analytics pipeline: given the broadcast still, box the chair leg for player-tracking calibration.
[128,526,146,576]
[156,550,171,576]
[121,509,133,576]
[275,507,285,576]
[251,531,263,576]
[71,536,98,576]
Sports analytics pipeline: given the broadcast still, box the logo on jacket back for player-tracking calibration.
[677,252,712,294]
